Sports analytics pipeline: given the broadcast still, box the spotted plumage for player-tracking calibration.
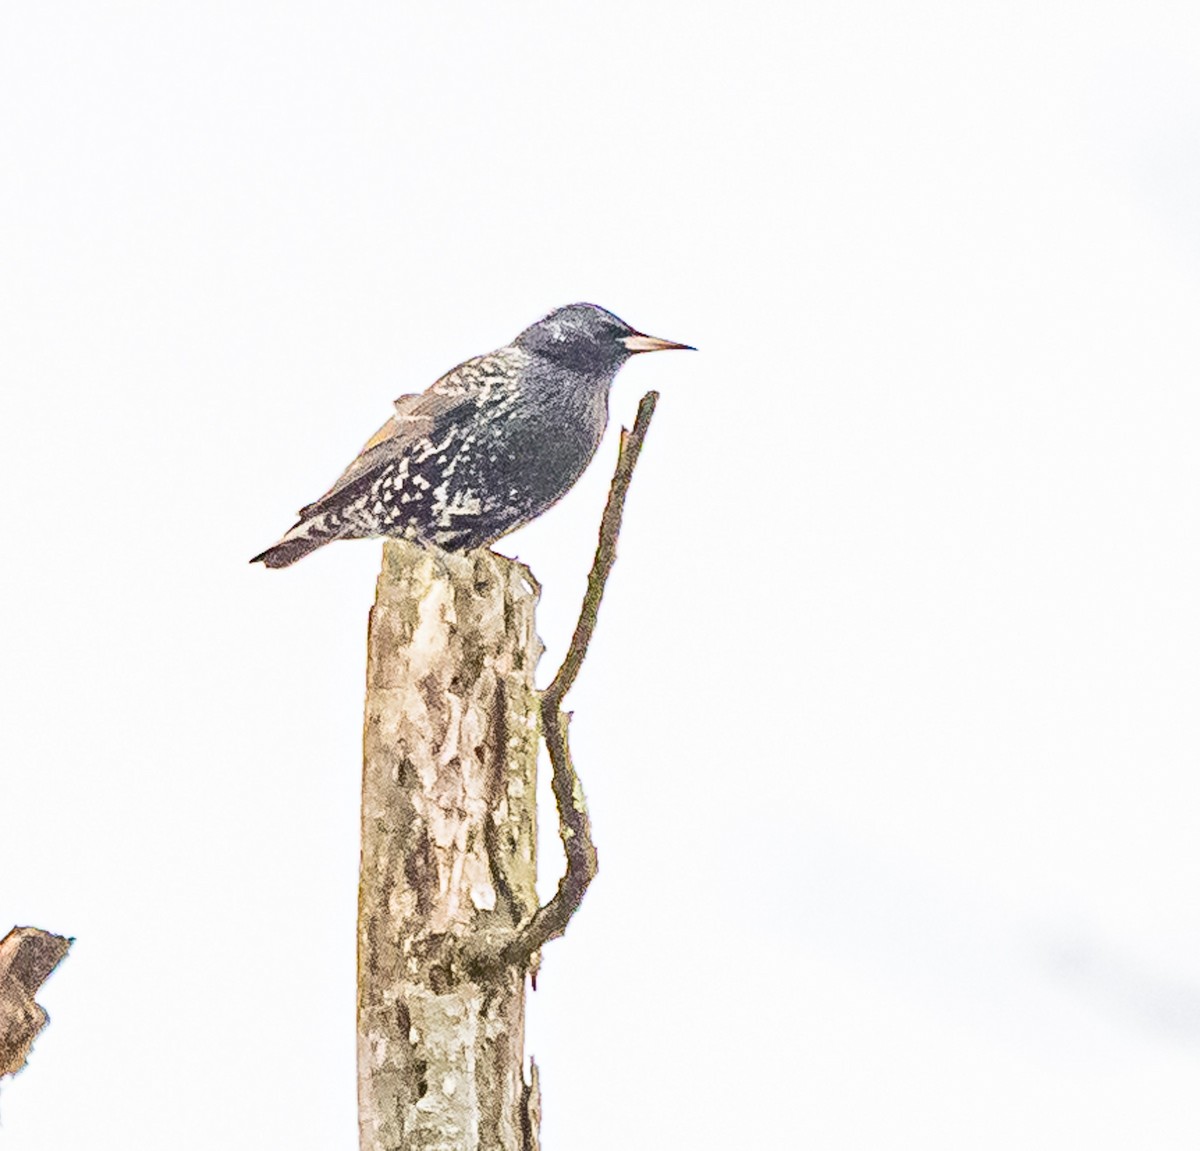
[251,303,691,568]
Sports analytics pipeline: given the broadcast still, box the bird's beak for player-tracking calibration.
[621,332,695,354]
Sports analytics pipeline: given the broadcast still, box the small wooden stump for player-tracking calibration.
[0,927,71,1079]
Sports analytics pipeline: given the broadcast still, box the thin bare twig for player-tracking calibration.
[543,391,659,713]
[499,390,659,967]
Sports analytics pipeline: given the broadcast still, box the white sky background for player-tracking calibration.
[2,1,1199,1146]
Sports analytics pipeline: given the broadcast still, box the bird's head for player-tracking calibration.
[513,303,693,374]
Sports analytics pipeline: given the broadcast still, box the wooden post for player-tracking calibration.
[356,392,659,1150]
[358,541,543,1151]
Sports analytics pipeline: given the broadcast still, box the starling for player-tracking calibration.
[250,303,692,568]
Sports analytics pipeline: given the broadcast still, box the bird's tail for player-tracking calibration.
[250,515,343,569]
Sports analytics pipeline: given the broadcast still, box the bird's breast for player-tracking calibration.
[449,379,606,509]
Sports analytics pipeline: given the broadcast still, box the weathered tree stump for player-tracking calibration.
[356,391,657,1150]
[358,541,543,1151]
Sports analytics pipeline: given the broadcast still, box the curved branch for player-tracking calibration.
[499,390,659,968]
[498,706,594,966]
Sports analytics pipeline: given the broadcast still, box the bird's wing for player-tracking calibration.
[294,347,528,519]
[296,387,469,518]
